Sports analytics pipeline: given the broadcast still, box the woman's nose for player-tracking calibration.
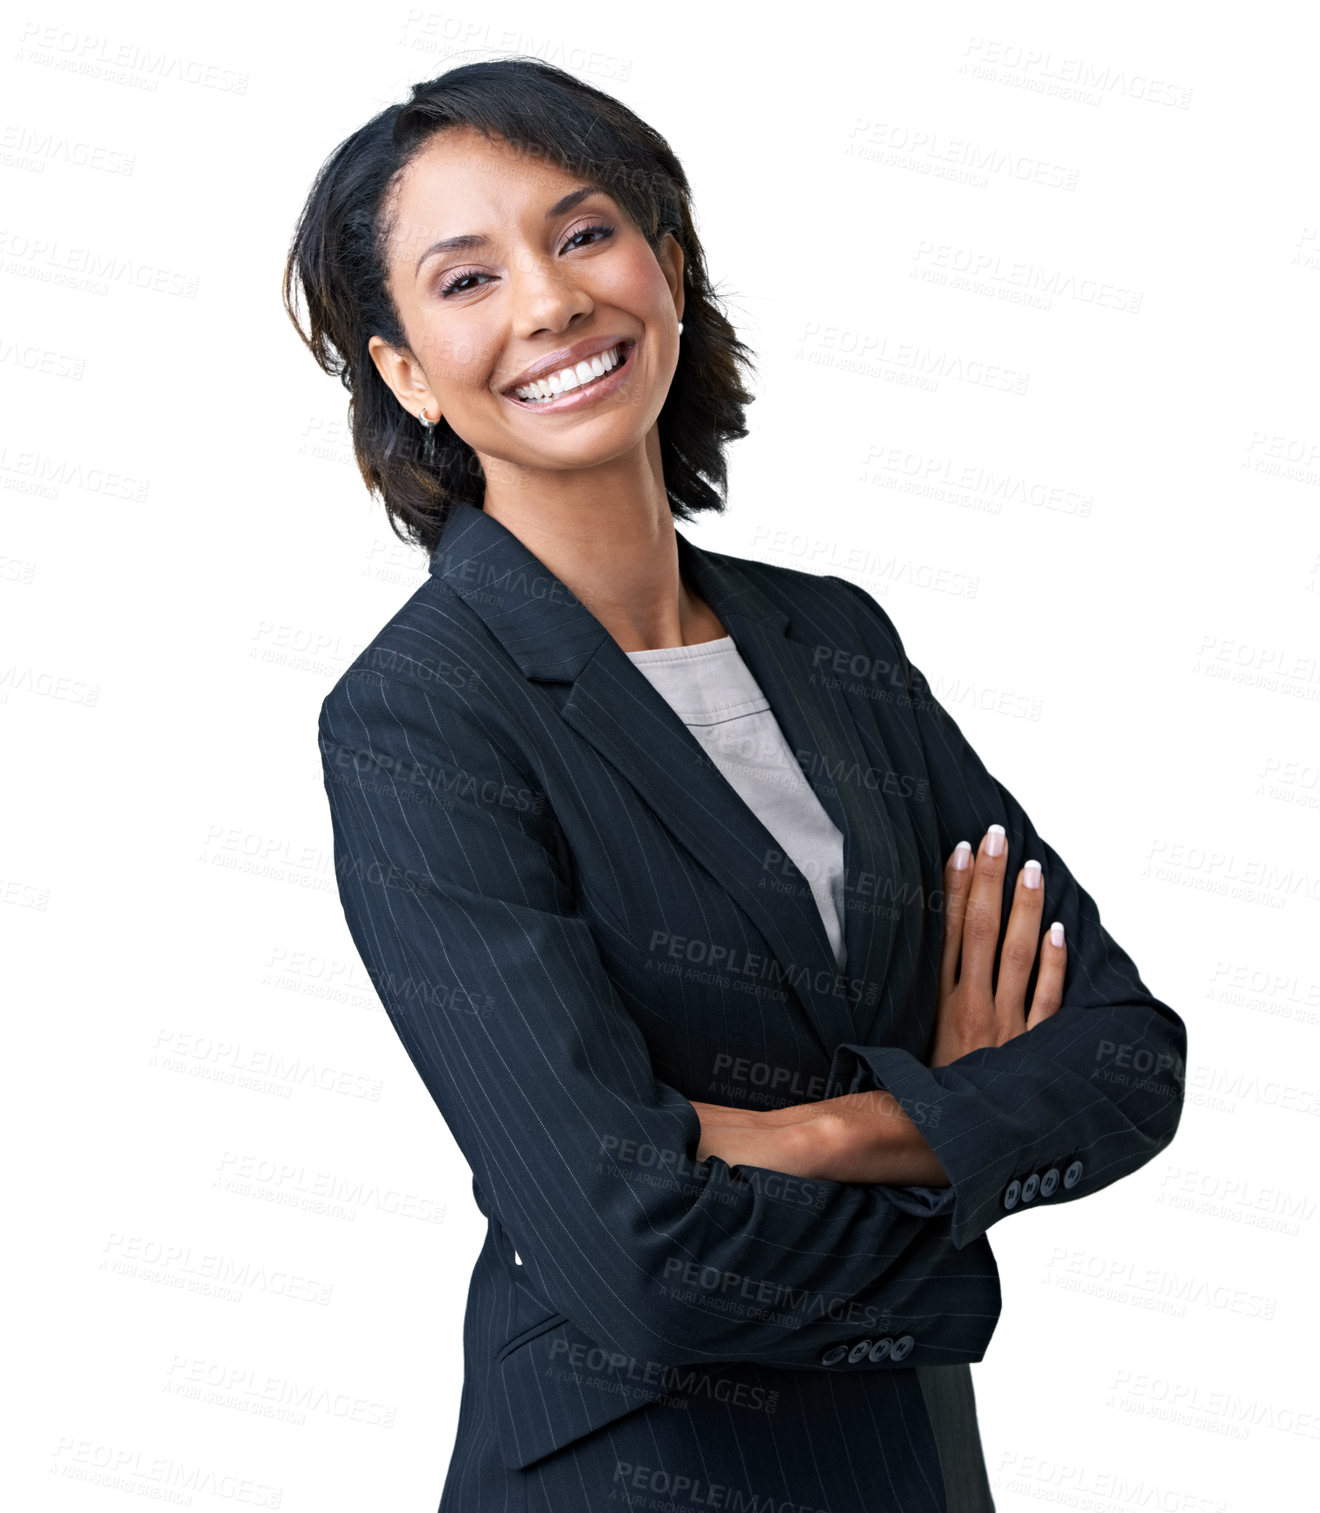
[506,246,592,335]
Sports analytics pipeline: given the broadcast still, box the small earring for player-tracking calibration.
[677,321,684,335]
[417,406,437,467]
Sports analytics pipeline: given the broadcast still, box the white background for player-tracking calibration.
[4,2,1318,1508]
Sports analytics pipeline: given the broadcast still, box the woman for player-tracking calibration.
[285,57,1186,1513]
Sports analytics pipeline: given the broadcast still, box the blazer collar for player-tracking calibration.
[428,502,896,1060]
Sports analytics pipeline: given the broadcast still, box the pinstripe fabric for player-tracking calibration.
[317,500,1186,1510]
[623,635,851,974]
[625,633,995,1510]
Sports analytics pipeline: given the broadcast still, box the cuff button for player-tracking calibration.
[1003,1178,1021,1210]
[1040,1167,1060,1198]
[1021,1172,1040,1203]
[848,1339,873,1363]
[821,1345,848,1366]
[867,1337,893,1363]
[1063,1159,1084,1189]
[890,1334,915,1362]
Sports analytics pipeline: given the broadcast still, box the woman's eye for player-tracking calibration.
[437,224,614,298]
[439,268,488,298]
[564,222,614,252]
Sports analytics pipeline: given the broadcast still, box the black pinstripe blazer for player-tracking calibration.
[317,499,1186,1511]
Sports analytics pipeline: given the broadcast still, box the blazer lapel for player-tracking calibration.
[678,537,898,1044]
[428,503,889,1061]
[672,530,900,1053]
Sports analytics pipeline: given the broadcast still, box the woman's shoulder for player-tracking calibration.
[317,570,524,746]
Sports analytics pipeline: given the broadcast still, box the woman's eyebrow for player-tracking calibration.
[414,185,610,278]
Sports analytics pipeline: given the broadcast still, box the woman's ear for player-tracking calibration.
[368,334,439,424]
[658,231,685,327]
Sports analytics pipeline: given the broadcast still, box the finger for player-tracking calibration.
[1026,918,1067,1030]
[957,824,1008,994]
[995,858,1046,1031]
[939,840,974,1001]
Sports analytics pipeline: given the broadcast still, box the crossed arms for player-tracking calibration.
[316,578,1185,1372]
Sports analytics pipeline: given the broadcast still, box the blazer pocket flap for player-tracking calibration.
[494,1314,674,1470]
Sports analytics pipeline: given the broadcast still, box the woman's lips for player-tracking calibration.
[502,340,635,414]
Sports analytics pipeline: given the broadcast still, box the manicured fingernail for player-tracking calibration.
[953,841,971,870]
[1050,921,1065,947]
[986,824,1006,857]
[1023,859,1042,890]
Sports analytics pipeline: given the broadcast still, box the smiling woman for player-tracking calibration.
[282,62,755,585]
[366,126,685,489]
[282,56,1185,1513]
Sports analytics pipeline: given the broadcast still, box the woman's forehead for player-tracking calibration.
[400,126,588,206]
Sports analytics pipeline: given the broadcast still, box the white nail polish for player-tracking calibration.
[1024,860,1042,889]
[986,824,1006,857]
[953,841,971,870]
[1050,921,1065,947]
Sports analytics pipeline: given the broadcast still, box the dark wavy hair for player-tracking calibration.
[282,56,757,556]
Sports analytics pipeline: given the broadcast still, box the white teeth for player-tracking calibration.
[514,343,625,402]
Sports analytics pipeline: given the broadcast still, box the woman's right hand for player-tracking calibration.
[928,825,1067,1069]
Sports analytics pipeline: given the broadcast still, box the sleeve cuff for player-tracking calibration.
[826,1039,1094,1250]
[827,1041,957,1217]
[828,1040,983,1229]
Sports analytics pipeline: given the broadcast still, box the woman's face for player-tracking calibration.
[370,126,685,485]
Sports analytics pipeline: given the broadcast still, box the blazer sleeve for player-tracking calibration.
[318,658,1001,1372]
[822,573,1188,1252]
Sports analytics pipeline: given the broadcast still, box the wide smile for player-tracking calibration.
[501,340,636,415]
